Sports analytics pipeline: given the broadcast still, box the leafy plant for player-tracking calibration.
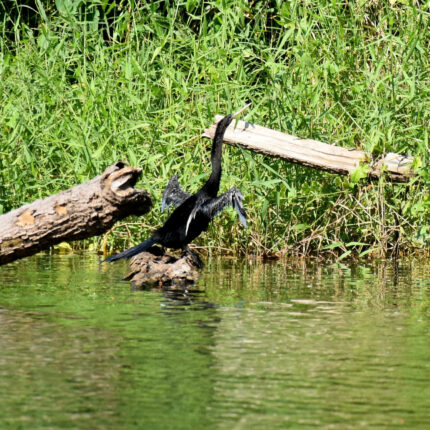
[0,0,429,258]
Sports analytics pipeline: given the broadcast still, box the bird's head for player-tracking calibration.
[232,102,251,120]
[213,102,252,141]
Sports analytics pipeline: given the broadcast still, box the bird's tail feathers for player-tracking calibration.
[103,238,156,263]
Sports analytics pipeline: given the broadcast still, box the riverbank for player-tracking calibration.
[1,1,429,257]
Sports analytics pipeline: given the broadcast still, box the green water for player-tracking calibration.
[1,255,430,429]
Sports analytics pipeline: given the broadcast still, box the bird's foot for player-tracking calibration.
[182,247,203,269]
[190,252,203,269]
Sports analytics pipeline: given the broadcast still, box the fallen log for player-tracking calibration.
[125,246,199,287]
[0,162,152,265]
[203,116,414,182]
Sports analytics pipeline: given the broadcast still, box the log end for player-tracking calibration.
[371,153,415,182]
[101,161,152,216]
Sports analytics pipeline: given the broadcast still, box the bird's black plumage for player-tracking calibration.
[104,109,248,265]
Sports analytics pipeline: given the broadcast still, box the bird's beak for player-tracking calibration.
[232,102,251,119]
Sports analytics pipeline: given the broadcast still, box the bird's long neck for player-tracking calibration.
[202,114,233,197]
[206,134,223,194]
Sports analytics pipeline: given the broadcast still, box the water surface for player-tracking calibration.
[1,254,430,429]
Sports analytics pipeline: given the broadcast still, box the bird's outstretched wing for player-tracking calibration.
[161,175,191,213]
[200,187,247,228]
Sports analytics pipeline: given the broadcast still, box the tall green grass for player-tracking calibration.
[1,0,429,258]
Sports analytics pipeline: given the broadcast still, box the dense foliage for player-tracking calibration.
[1,0,429,257]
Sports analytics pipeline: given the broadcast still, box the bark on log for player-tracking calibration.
[124,247,199,287]
[203,116,414,182]
[0,162,152,266]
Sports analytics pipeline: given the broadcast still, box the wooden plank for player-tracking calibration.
[203,115,414,182]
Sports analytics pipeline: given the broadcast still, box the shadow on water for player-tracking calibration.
[0,254,430,429]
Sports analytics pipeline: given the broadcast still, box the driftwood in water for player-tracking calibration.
[203,116,414,183]
[0,162,152,266]
[125,247,199,287]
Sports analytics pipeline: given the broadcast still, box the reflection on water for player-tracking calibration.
[0,254,430,429]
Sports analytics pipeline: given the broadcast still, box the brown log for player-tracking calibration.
[125,247,199,287]
[203,116,414,182]
[0,162,152,265]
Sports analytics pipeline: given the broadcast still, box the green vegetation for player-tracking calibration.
[1,0,429,258]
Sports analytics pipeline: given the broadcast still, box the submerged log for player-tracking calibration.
[0,162,152,266]
[203,116,414,182]
[125,247,199,287]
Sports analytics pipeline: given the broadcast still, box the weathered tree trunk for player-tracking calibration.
[0,162,152,265]
[203,116,414,182]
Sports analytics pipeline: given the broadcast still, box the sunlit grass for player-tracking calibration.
[1,0,429,257]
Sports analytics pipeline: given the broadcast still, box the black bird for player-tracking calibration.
[104,104,250,266]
